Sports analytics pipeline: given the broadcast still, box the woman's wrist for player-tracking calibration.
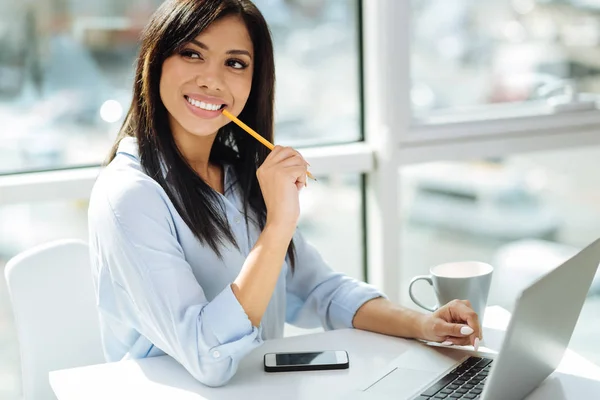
[414,312,429,340]
[392,307,429,339]
[262,221,295,247]
[264,219,296,239]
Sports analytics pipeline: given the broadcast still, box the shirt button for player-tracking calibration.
[234,216,241,224]
[212,350,221,359]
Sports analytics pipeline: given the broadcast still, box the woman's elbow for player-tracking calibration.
[187,358,238,387]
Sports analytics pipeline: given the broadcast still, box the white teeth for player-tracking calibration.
[186,96,222,111]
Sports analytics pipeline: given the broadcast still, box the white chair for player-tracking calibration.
[4,239,105,400]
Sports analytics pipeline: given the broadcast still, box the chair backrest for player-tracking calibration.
[4,239,105,400]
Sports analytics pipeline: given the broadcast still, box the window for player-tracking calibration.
[299,173,365,281]
[256,0,363,147]
[0,0,362,175]
[399,146,600,366]
[412,0,600,120]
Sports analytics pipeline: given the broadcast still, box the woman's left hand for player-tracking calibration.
[419,299,482,350]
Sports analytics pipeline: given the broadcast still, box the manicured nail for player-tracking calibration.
[441,341,453,346]
[460,326,474,336]
[474,337,480,352]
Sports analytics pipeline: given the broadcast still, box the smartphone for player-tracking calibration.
[263,350,349,372]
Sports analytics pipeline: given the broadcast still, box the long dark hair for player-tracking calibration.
[106,0,295,268]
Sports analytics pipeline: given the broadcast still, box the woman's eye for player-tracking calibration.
[180,50,201,60]
[227,59,248,70]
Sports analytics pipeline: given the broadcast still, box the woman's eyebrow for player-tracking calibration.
[190,39,252,59]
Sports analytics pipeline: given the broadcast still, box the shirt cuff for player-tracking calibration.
[330,284,386,329]
[202,284,254,345]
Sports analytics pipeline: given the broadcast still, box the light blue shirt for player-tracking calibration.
[87,136,384,387]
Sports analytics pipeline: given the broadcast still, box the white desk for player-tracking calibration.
[50,306,600,400]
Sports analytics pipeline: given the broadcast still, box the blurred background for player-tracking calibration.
[2,0,600,398]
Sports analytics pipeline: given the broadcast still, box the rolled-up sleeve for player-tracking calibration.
[285,230,385,330]
[90,178,261,387]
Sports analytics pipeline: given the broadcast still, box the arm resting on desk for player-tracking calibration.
[352,297,426,338]
[352,297,482,347]
[89,179,262,387]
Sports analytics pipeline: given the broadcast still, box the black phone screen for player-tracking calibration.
[275,351,338,366]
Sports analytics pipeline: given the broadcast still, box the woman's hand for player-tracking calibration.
[257,145,308,232]
[419,299,482,350]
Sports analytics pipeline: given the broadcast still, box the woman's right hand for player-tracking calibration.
[257,145,308,232]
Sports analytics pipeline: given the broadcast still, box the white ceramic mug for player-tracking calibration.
[409,261,493,322]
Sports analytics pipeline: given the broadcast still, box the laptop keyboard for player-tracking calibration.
[414,356,493,399]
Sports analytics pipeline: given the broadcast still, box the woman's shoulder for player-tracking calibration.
[89,153,170,223]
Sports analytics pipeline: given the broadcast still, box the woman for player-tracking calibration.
[88,0,482,387]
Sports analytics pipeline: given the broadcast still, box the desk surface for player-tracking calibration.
[50,306,600,400]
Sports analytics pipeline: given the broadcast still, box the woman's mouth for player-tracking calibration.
[184,95,226,111]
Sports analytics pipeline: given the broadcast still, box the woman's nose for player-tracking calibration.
[195,64,224,91]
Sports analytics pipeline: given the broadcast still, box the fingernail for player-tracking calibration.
[474,337,480,352]
[441,341,453,346]
[460,326,474,336]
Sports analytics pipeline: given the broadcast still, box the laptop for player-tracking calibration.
[348,237,600,400]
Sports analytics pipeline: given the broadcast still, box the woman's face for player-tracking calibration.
[160,15,254,138]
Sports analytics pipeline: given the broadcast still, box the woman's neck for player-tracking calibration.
[171,127,224,194]
[171,125,215,168]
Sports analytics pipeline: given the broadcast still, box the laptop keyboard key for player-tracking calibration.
[420,374,459,397]
[465,357,482,366]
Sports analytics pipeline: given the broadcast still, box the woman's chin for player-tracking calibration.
[185,126,221,138]
[175,117,222,138]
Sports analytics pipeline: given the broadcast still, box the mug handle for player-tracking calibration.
[409,275,437,312]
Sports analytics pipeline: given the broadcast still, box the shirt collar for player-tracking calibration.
[116,136,139,159]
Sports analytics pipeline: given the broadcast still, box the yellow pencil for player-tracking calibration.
[222,109,316,181]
